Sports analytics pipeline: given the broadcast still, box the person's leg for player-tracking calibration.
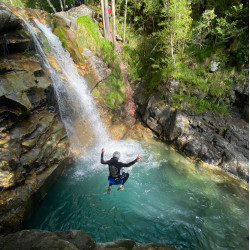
[107,183,112,193]
[118,173,129,191]
[107,177,113,193]
[122,173,129,185]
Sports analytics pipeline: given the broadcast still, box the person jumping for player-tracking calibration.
[101,148,142,193]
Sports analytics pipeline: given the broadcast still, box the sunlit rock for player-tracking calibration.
[134,80,249,182]
[82,48,111,85]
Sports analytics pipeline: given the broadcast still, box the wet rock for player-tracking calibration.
[94,239,177,249]
[134,81,249,182]
[56,230,95,249]
[0,4,22,33]
[0,230,177,250]
[0,7,71,235]
[0,230,93,250]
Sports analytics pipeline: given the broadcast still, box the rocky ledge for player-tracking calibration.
[0,229,176,250]
[0,3,71,235]
[135,79,249,183]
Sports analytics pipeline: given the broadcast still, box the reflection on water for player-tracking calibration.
[25,140,249,250]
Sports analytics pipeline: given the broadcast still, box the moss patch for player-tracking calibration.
[97,76,126,109]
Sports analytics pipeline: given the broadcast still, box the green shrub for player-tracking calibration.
[76,16,121,77]
[98,76,126,109]
[172,94,229,114]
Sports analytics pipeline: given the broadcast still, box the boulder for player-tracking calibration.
[0,230,177,250]
[0,4,22,33]
[0,230,94,250]
[55,4,97,30]
[96,239,176,249]
[67,4,94,18]
[82,48,111,86]
[209,60,220,72]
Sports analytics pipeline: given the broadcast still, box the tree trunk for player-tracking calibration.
[169,24,176,68]
[59,0,64,11]
[46,0,56,13]
[9,0,13,4]
[111,0,117,51]
[63,0,65,10]
[101,0,107,38]
[104,0,111,41]
[123,0,128,44]
[163,0,176,68]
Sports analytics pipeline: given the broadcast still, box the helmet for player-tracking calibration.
[113,151,121,159]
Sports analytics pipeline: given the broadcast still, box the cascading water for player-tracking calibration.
[24,19,249,250]
[23,19,109,153]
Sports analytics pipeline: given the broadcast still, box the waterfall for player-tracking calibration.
[23,20,109,153]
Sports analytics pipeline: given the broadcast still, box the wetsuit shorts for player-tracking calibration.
[108,172,126,185]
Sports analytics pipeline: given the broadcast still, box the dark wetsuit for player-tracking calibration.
[101,152,137,186]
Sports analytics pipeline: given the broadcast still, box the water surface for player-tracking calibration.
[26,140,249,250]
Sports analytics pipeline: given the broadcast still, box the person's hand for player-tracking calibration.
[101,148,104,153]
[136,156,142,162]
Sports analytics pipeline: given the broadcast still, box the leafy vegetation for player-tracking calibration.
[112,0,248,114]
[93,76,126,109]
[2,0,248,114]
[77,16,121,77]
[76,16,125,109]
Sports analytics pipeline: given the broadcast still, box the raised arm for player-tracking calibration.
[100,148,109,164]
[120,156,142,168]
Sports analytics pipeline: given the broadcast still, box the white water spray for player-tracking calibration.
[23,20,109,152]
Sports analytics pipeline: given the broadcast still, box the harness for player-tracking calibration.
[108,170,125,185]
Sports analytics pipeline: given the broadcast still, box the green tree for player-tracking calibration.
[192,9,216,48]
[157,0,192,68]
[213,4,248,44]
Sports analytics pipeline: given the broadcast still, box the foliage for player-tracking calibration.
[76,16,125,109]
[76,16,121,77]
[156,0,192,66]
[0,0,25,7]
[191,2,249,68]
[94,76,126,109]
[172,93,229,114]
[192,9,216,48]
[115,0,248,115]
[2,0,248,114]
[0,0,75,12]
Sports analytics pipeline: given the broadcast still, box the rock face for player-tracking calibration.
[135,79,249,182]
[82,48,111,87]
[0,3,70,235]
[55,4,99,31]
[0,229,177,250]
[0,4,22,33]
